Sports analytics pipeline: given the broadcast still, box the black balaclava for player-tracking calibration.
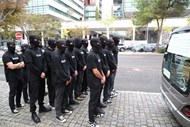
[82,39,88,49]
[74,38,82,49]
[90,37,102,53]
[56,39,67,54]
[107,39,115,49]
[66,38,74,51]
[48,38,56,51]
[21,43,28,53]
[99,36,108,49]
[112,36,120,46]
[29,35,40,48]
[7,41,15,54]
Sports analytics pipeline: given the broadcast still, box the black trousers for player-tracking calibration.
[89,86,101,122]
[103,73,113,101]
[8,80,23,110]
[47,75,55,106]
[22,79,29,103]
[69,76,76,102]
[75,70,84,98]
[110,71,116,92]
[63,83,71,107]
[29,79,45,113]
[55,82,66,117]
[81,70,88,93]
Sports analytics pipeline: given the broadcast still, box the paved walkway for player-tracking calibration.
[0,81,181,127]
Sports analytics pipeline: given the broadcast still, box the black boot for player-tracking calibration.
[39,105,52,113]
[99,102,107,108]
[31,112,41,123]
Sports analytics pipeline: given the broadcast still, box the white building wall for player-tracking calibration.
[27,0,84,21]
[101,0,113,19]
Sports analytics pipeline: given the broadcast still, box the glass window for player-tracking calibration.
[163,31,190,95]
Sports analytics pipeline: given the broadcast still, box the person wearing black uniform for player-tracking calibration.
[87,37,105,127]
[51,39,71,122]
[20,43,30,104]
[111,36,120,96]
[81,39,89,95]
[104,39,117,102]
[65,38,79,106]
[25,35,51,123]
[2,41,25,115]
[44,38,56,108]
[73,38,86,100]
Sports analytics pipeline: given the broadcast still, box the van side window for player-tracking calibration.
[163,53,190,95]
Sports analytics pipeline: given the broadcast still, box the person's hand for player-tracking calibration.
[40,72,45,79]
[101,76,106,84]
[73,71,78,77]
[19,62,25,68]
[83,66,87,71]
[106,70,110,77]
[66,77,72,85]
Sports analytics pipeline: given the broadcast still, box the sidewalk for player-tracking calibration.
[0,81,180,127]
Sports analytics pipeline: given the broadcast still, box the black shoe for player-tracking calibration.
[89,121,100,127]
[39,106,52,113]
[66,105,74,111]
[99,102,107,108]
[69,100,79,105]
[96,107,105,114]
[11,109,20,116]
[16,104,26,108]
[31,112,41,123]
[25,100,30,104]
[103,99,112,104]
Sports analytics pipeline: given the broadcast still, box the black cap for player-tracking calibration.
[48,38,56,46]
[29,35,39,43]
[56,39,66,49]
[66,38,74,46]
[74,38,82,48]
[90,37,101,47]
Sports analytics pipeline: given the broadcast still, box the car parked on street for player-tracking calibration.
[118,43,127,52]
[161,26,190,127]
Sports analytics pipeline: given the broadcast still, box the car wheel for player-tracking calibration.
[120,48,125,52]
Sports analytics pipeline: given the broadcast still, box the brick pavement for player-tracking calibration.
[0,81,181,127]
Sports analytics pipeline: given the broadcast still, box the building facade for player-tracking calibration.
[84,0,102,21]
[113,0,124,19]
[26,0,84,21]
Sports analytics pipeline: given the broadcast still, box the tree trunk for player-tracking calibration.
[155,18,164,52]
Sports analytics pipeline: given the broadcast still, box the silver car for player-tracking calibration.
[161,26,190,127]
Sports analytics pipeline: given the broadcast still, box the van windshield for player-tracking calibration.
[163,31,190,95]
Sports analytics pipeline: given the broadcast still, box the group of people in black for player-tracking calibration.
[2,34,119,127]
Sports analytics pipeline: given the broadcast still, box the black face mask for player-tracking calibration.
[7,43,15,53]
[83,43,88,48]
[93,47,101,53]
[8,45,15,53]
[49,44,56,51]
[68,45,74,51]
[59,46,67,54]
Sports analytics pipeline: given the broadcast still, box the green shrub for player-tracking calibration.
[158,47,166,53]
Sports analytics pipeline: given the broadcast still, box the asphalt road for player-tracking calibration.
[115,53,163,93]
[0,51,164,93]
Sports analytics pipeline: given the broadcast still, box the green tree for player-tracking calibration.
[16,13,61,44]
[95,7,100,20]
[0,0,28,23]
[133,0,188,52]
[0,0,28,39]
